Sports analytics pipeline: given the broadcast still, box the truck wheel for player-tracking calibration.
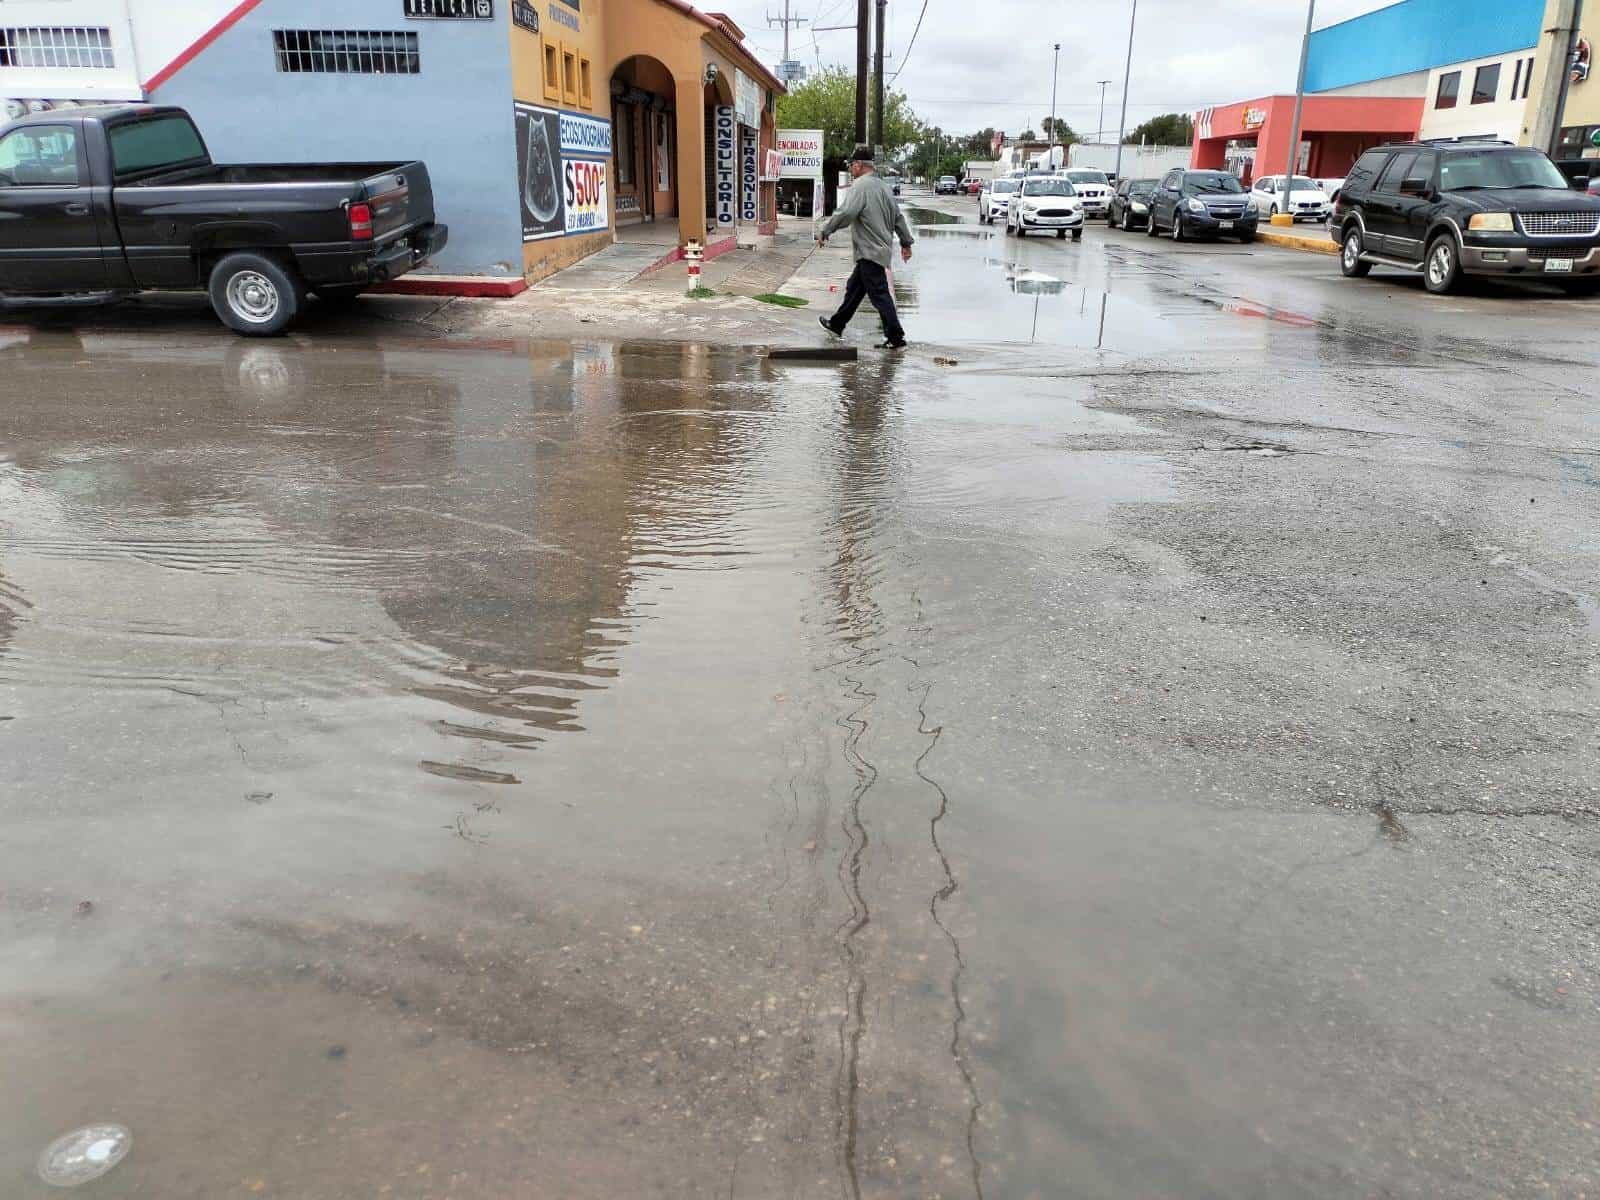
[1423,233,1460,295]
[1340,226,1371,277]
[313,284,367,304]
[210,252,303,336]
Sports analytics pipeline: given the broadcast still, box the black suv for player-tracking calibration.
[1147,169,1257,242]
[1330,140,1600,293]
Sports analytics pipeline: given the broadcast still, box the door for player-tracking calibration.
[1157,170,1182,228]
[1392,149,1438,254]
[0,123,105,292]
[1365,150,1418,259]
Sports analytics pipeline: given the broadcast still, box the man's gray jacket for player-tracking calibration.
[819,172,914,269]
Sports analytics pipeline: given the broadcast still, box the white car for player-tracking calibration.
[978,176,1019,224]
[1006,176,1084,239]
[1250,174,1331,222]
[1059,168,1113,219]
[1317,176,1346,200]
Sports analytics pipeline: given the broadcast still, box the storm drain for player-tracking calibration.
[37,1125,130,1187]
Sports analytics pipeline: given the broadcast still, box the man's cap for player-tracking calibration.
[849,144,875,163]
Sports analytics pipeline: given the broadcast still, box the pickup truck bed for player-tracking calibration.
[0,105,447,335]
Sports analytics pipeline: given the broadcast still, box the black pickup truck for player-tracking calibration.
[0,105,447,334]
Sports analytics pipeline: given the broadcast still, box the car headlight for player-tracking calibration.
[1185,197,1206,214]
[1130,201,1148,213]
[1245,196,1259,212]
[1467,213,1514,232]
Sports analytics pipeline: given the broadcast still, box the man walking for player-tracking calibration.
[817,145,914,350]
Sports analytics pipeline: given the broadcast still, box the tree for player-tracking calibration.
[1125,113,1194,146]
[775,66,922,165]
[1040,117,1077,144]
[964,127,998,157]
[1015,128,1038,142]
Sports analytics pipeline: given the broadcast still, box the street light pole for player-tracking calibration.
[1277,0,1316,224]
[1112,0,1138,182]
[873,0,886,153]
[854,0,869,145]
[1096,79,1112,142]
[1550,0,1587,157]
[1049,43,1061,167]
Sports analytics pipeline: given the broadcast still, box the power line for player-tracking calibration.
[887,0,929,84]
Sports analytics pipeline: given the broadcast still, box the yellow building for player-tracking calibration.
[1522,0,1600,155]
[508,0,782,283]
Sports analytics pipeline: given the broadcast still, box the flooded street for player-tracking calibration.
[3,212,1599,1197]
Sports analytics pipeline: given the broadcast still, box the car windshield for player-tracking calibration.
[1127,180,1156,197]
[1185,173,1244,195]
[992,179,1018,193]
[1439,149,1568,191]
[1286,176,1318,190]
[1023,179,1075,196]
[939,176,956,182]
[1066,171,1107,185]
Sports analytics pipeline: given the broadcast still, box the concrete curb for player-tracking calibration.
[1255,228,1340,257]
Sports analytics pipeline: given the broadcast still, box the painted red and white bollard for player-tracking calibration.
[685,239,703,288]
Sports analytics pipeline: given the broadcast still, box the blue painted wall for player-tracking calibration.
[1306,0,1546,93]
[152,0,522,275]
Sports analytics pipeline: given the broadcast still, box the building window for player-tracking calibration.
[1436,70,1460,109]
[273,30,419,74]
[1471,62,1501,105]
[613,102,634,184]
[0,26,114,69]
[542,39,560,102]
[1521,56,1535,100]
[561,44,578,106]
[1512,58,1524,101]
[580,56,593,109]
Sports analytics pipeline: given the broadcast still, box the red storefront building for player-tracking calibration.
[1192,95,1423,184]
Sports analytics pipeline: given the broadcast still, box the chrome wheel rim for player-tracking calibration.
[227,270,280,324]
[1428,243,1451,287]
[1343,234,1360,269]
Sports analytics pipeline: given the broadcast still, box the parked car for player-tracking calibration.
[1251,174,1331,221]
[935,175,960,195]
[1332,140,1600,294]
[1006,176,1084,239]
[1108,177,1159,230]
[1317,176,1346,201]
[978,177,1019,224]
[965,178,983,195]
[0,105,445,335]
[1147,169,1257,242]
[1059,168,1113,219]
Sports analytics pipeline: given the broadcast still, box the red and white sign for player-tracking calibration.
[1242,107,1267,131]
[762,148,782,181]
[563,158,609,233]
[776,129,824,179]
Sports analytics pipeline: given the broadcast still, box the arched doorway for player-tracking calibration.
[610,55,678,227]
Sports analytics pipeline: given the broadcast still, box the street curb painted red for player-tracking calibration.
[145,0,267,94]
[373,277,530,298]
[634,234,739,278]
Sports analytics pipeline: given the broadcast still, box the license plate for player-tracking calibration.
[1544,259,1574,273]
[1219,220,1234,230]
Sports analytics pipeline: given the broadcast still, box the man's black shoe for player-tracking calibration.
[876,339,907,350]
[819,317,841,337]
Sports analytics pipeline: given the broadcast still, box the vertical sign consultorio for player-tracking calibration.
[714,106,737,230]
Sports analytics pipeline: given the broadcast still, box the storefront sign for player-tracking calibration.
[547,3,580,31]
[740,135,758,222]
[1242,107,1266,131]
[776,129,823,179]
[516,101,609,240]
[405,0,493,16]
[761,148,782,181]
[714,105,737,229]
[512,0,539,31]
[1574,37,1592,85]
[735,70,762,129]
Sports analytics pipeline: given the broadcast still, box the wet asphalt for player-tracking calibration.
[2,194,1598,1198]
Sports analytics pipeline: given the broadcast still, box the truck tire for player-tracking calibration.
[209,252,304,336]
[1423,233,1460,295]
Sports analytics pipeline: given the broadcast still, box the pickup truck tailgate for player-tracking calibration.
[362,162,434,242]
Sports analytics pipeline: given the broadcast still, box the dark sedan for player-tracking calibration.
[1109,177,1159,231]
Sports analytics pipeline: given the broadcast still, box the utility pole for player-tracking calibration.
[767,0,807,65]
[1277,0,1315,223]
[1552,0,1586,155]
[873,0,887,153]
[1112,0,1138,182]
[1049,43,1061,167]
[1096,79,1113,142]
[855,0,870,145]
[1529,0,1581,150]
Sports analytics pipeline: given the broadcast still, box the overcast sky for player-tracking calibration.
[719,0,1399,139]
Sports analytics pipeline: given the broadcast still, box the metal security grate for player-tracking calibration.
[1519,212,1600,237]
[0,26,115,68]
[273,30,420,75]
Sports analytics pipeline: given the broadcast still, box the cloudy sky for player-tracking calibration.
[718,0,1398,139]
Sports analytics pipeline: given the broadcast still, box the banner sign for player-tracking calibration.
[740,134,758,222]
[714,105,737,229]
[776,129,823,179]
[406,0,493,15]
[516,101,610,241]
[761,147,782,181]
[735,69,762,128]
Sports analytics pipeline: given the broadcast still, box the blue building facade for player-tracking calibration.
[1305,0,1546,93]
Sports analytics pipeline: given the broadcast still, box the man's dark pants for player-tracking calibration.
[823,258,905,343]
